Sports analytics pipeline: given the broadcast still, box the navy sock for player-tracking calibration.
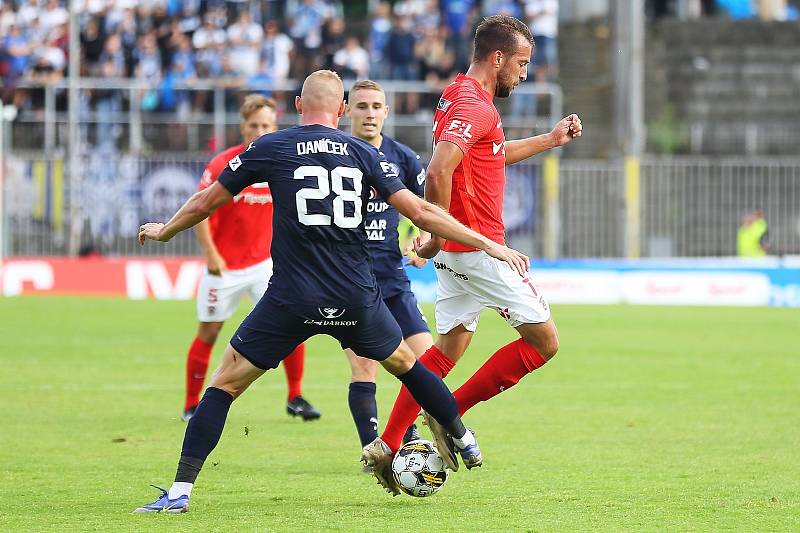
[397,361,461,434]
[348,381,379,447]
[175,386,234,483]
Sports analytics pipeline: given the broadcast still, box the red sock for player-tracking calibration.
[185,337,214,410]
[453,339,547,416]
[380,345,455,452]
[283,343,305,400]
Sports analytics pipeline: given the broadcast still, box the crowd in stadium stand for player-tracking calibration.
[2,0,796,114]
[0,0,563,113]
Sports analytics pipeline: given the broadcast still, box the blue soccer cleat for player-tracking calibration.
[133,484,189,513]
[455,429,482,470]
[422,412,483,470]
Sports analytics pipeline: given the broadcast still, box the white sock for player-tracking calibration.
[452,430,476,450]
[168,482,193,500]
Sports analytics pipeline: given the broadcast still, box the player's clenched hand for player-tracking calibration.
[550,114,583,147]
[414,235,443,259]
[206,252,227,276]
[484,242,530,277]
[138,223,166,245]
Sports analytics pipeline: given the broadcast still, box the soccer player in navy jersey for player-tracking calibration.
[343,80,432,458]
[134,70,530,510]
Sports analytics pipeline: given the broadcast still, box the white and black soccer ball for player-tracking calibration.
[391,439,448,497]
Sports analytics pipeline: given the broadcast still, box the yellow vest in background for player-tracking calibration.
[737,218,767,257]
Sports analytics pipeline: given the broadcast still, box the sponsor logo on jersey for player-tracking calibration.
[446,119,473,140]
[436,98,452,112]
[365,218,387,241]
[228,155,242,171]
[245,141,255,151]
[303,307,356,326]
[319,307,347,319]
[233,191,273,205]
[304,318,358,326]
[379,161,399,178]
[368,186,389,215]
[433,260,469,281]
[416,168,426,185]
[492,141,505,156]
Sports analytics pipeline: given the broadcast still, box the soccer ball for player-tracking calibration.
[391,439,448,497]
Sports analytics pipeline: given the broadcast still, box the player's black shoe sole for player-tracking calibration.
[286,395,322,421]
[402,423,421,445]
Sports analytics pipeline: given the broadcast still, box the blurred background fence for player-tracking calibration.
[6,147,800,259]
[2,1,800,263]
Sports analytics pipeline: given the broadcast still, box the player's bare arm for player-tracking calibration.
[504,114,583,165]
[416,140,464,258]
[388,188,530,276]
[194,219,227,275]
[138,182,233,245]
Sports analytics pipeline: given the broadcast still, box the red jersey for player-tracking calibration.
[198,143,273,270]
[433,73,506,252]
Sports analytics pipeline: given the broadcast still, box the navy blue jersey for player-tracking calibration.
[217,124,405,307]
[366,136,425,297]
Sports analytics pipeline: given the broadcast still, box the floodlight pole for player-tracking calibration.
[611,0,645,258]
[0,98,4,264]
[67,1,82,256]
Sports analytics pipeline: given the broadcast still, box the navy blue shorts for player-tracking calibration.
[383,288,429,339]
[230,295,403,370]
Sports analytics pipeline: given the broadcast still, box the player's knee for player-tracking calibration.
[538,336,559,360]
[381,343,416,376]
[522,334,559,361]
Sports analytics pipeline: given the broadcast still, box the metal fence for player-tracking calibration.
[4,152,799,259]
[8,78,563,157]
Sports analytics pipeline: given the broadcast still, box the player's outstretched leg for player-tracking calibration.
[379,345,455,453]
[363,341,479,491]
[134,345,264,513]
[283,344,322,421]
[452,326,557,416]
[183,324,221,421]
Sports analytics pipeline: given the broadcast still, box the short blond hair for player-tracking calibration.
[348,80,385,102]
[300,70,344,111]
[240,94,276,121]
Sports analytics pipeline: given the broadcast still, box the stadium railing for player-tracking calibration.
[9,78,563,156]
[4,152,800,259]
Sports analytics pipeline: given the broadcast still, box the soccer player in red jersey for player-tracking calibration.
[369,15,583,475]
[182,94,320,422]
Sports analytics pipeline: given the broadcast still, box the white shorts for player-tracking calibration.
[433,250,551,334]
[196,258,273,322]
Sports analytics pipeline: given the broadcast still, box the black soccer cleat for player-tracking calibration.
[286,395,322,421]
[402,423,421,445]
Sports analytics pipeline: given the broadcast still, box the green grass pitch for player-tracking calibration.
[1,296,798,531]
